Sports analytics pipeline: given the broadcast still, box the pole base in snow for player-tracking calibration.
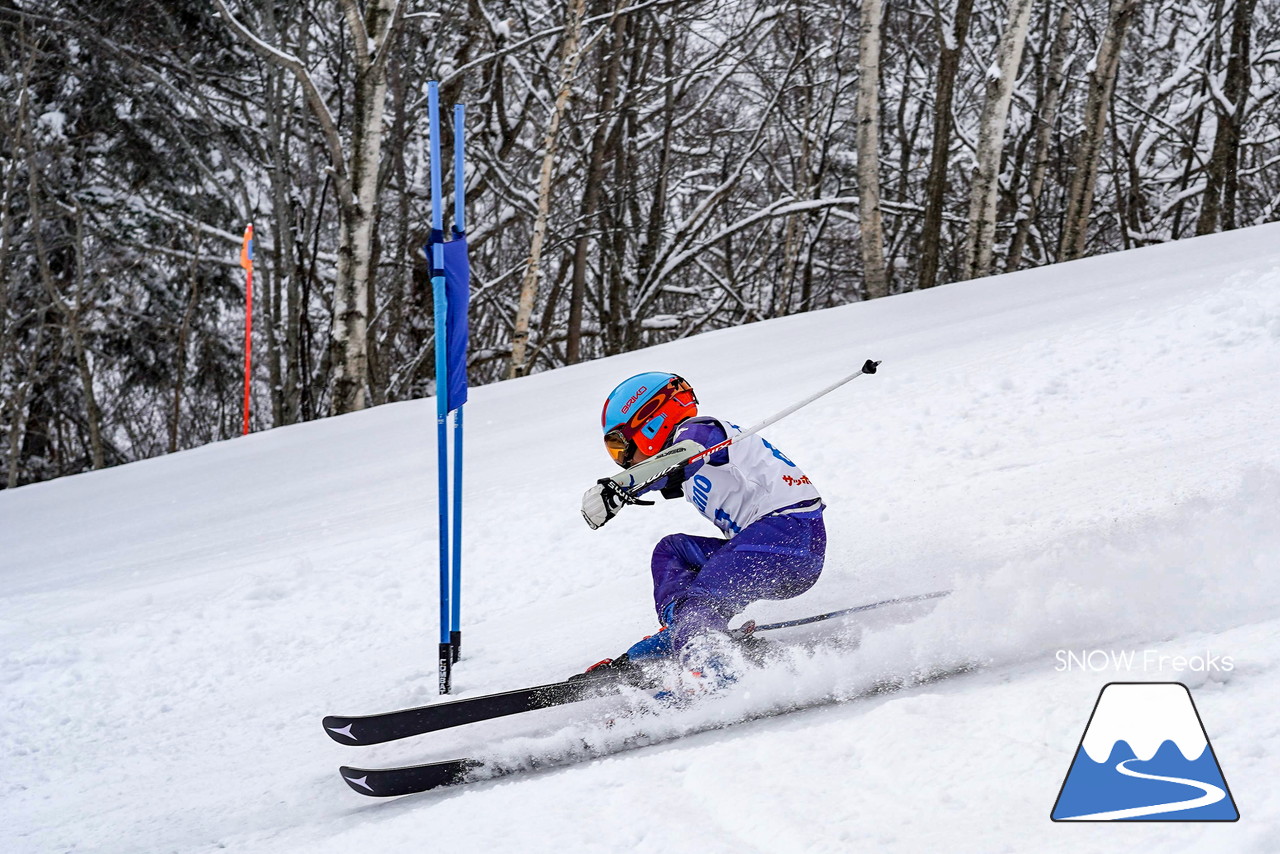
[450,630,462,663]
[438,644,453,694]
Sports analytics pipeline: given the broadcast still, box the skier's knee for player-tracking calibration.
[651,533,690,566]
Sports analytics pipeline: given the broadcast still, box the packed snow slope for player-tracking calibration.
[4,224,1280,854]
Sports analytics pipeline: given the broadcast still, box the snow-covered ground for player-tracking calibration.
[3,225,1280,853]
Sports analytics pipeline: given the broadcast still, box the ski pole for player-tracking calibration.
[732,589,949,637]
[621,359,881,498]
[706,358,880,454]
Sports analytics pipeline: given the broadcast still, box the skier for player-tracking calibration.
[580,372,827,682]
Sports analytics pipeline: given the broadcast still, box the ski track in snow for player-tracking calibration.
[2,225,1280,853]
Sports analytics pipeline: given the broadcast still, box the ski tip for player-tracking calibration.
[322,717,362,744]
[339,759,482,798]
[339,767,385,796]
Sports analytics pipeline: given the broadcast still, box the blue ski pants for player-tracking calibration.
[650,512,826,653]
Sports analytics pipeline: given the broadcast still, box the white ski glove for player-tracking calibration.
[581,478,652,530]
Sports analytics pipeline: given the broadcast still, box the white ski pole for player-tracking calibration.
[619,359,881,498]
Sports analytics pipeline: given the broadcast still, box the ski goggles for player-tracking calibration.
[603,429,637,468]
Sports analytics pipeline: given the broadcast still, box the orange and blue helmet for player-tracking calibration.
[601,372,698,467]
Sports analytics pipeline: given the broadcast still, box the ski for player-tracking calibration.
[340,759,481,798]
[324,590,949,748]
[337,656,975,798]
[323,666,650,747]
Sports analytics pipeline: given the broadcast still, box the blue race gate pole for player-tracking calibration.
[449,103,467,664]
[427,81,452,694]
[450,407,463,661]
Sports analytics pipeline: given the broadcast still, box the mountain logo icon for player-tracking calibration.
[1051,682,1238,821]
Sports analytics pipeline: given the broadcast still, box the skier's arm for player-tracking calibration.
[581,421,730,530]
[581,444,691,529]
[602,420,728,499]
[581,478,651,530]
[633,419,729,497]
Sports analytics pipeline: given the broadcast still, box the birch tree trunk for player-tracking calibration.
[856,0,888,300]
[1059,0,1139,262]
[918,0,976,290]
[1197,0,1258,235]
[1007,1,1075,271]
[509,0,587,379]
[330,0,402,413]
[962,0,1034,280]
[213,0,404,414]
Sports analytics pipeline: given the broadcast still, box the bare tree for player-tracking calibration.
[962,0,1035,280]
[8,0,1280,488]
[509,0,587,380]
[13,36,104,470]
[1060,0,1140,262]
[1198,0,1260,234]
[857,0,888,299]
[1007,0,1076,271]
[918,0,976,290]
[213,0,407,414]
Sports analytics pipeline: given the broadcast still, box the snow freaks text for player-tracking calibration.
[1055,650,1235,673]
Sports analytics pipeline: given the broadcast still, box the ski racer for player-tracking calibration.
[580,372,827,679]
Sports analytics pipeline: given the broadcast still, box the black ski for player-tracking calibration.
[324,590,949,748]
[340,759,481,797]
[337,656,976,798]
[323,667,646,747]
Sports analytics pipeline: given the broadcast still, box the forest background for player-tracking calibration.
[1,0,1276,486]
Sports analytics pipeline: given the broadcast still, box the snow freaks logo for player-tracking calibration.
[1051,682,1239,822]
[1055,648,1234,673]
